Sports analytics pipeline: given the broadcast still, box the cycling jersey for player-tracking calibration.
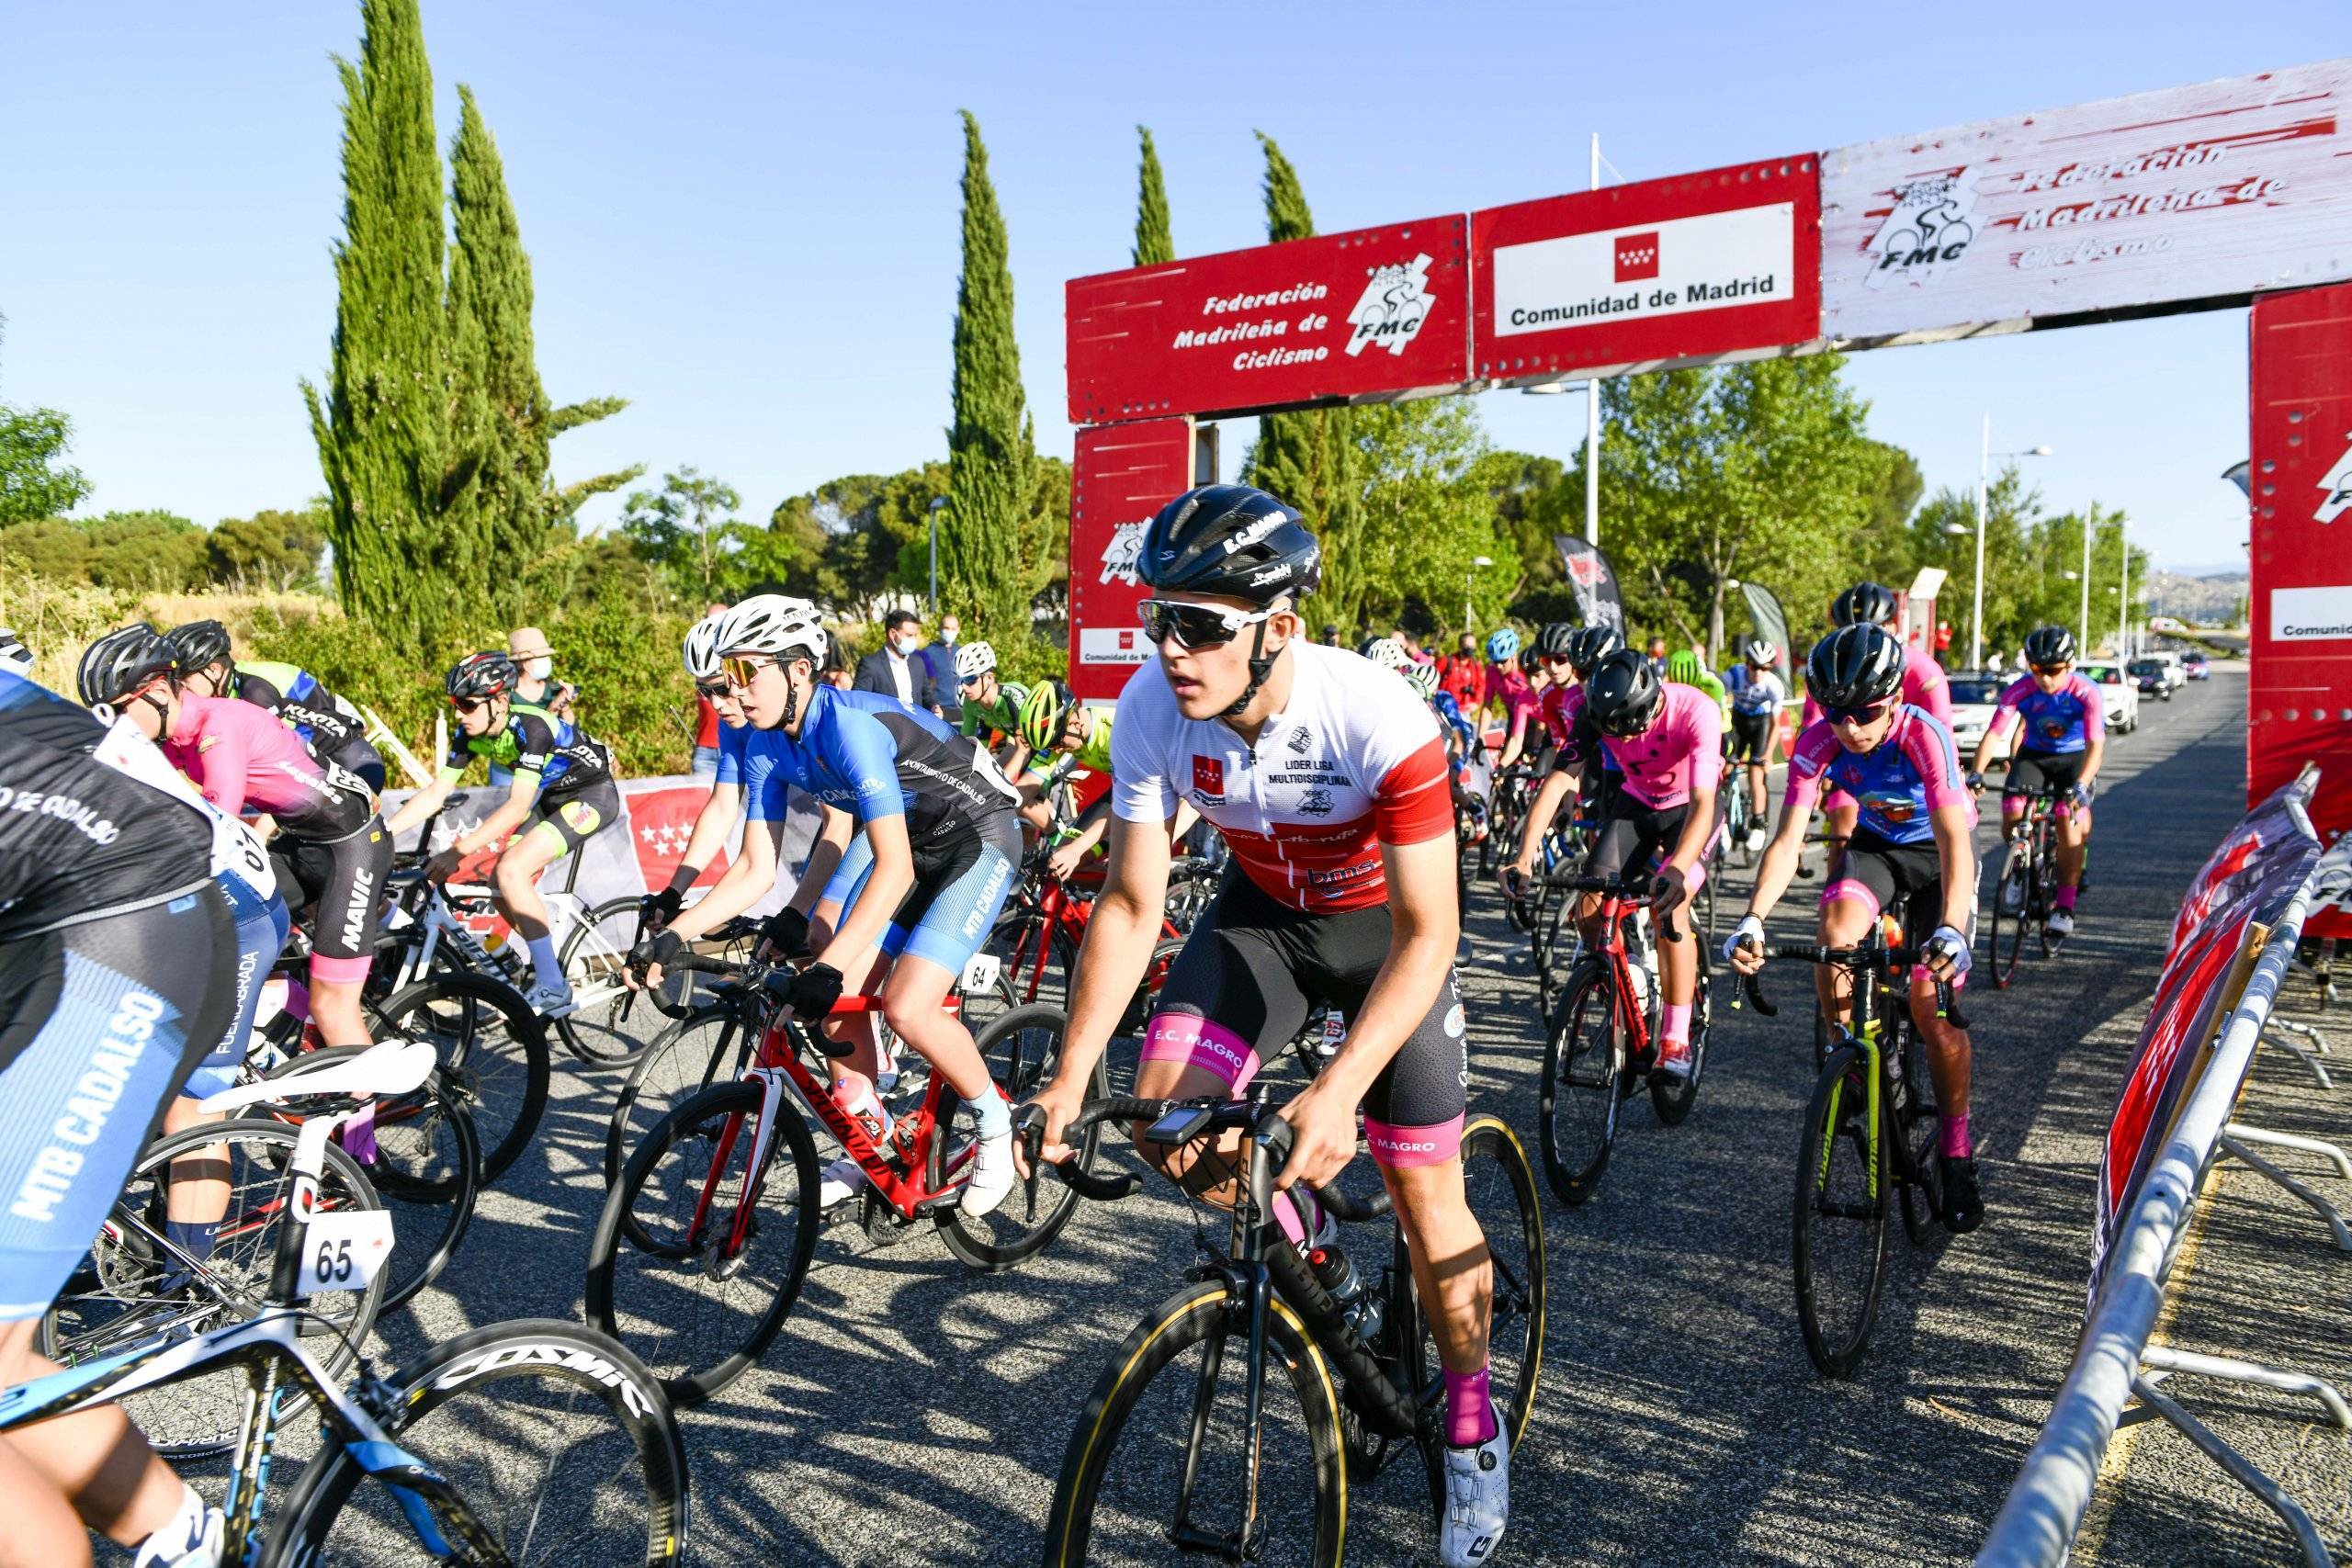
[232,660,368,761]
[743,684,1017,839]
[1994,671,2102,755]
[1489,667,1542,741]
[441,701,615,802]
[1669,665,1729,714]
[956,681,1031,748]
[1784,706,1973,847]
[1110,641,1452,914]
[1430,690,1480,758]
[1801,644,1951,730]
[162,694,374,843]
[1041,705,1115,784]
[1725,665,1785,716]
[711,719,755,787]
[1596,682,1724,810]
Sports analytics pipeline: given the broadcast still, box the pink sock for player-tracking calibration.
[1661,1001,1691,1046]
[1941,1111,1972,1159]
[1272,1188,1324,1247]
[2055,884,2078,912]
[1444,1365,1498,1448]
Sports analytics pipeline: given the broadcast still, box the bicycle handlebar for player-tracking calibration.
[641,950,883,1013]
[1728,941,1970,1031]
[1013,1098,1393,1221]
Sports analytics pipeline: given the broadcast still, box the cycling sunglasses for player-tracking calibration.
[448,695,491,716]
[1826,699,1894,726]
[720,653,786,688]
[693,679,731,700]
[1136,598,1274,650]
[2031,661,2070,677]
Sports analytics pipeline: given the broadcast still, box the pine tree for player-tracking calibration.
[943,110,1030,640]
[1133,127,1173,266]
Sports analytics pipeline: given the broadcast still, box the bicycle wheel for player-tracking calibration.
[603,1000,762,1187]
[1989,841,2030,987]
[1650,961,1709,1126]
[261,1319,687,1568]
[935,1004,1104,1270]
[2032,825,2062,956]
[373,972,549,1184]
[555,896,672,1067]
[1792,1043,1891,1378]
[40,1120,383,1457]
[1534,894,1582,1020]
[264,1048,480,1314]
[585,1078,821,1405]
[1537,964,1621,1205]
[1043,1282,1345,1568]
[1450,1116,1546,1448]
[1894,1011,1945,1246]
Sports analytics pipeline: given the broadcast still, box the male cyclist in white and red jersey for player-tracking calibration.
[1800,582,1951,867]
[1022,484,1510,1566]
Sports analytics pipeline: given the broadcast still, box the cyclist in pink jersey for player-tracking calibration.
[1970,624,2104,939]
[1798,582,1950,863]
[1503,623,1623,897]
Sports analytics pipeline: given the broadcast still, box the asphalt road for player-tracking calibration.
[187,664,2317,1566]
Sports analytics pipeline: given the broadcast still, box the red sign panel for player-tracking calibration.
[1471,156,1821,382]
[1066,217,1472,424]
[2248,279,2352,936]
[1069,417,1193,704]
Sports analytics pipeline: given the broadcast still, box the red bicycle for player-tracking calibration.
[989,845,1215,1010]
[584,953,1107,1404]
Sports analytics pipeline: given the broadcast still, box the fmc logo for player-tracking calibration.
[1863,168,1980,289]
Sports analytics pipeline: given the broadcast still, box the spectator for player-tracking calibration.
[1394,627,1435,666]
[854,608,941,713]
[1645,635,1669,674]
[1438,632,1487,715]
[922,613,964,723]
[507,626,577,719]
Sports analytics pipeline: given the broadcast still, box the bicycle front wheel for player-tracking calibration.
[1792,1044,1891,1379]
[1044,1282,1344,1568]
[1538,964,1621,1206]
[556,896,672,1066]
[603,1001,761,1188]
[373,972,549,1184]
[261,1319,687,1568]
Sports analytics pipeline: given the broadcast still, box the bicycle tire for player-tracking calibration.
[373,972,550,1184]
[260,1318,687,1568]
[1446,1116,1546,1449]
[603,1000,763,1188]
[1792,1044,1890,1379]
[1042,1281,1345,1568]
[1650,960,1709,1126]
[2032,824,2061,958]
[40,1119,384,1457]
[1537,964,1621,1205]
[585,1078,820,1406]
[1894,1011,1944,1247]
[555,896,673,1066]
[935,1005,1103,1270]
[1990,841,2029,988]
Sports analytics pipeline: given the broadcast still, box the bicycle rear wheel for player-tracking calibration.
[934,1004,1106,1270]
[585,1078,820,1406]
[603,1000,762,1187]
[555,896,673,1066]
[262,1319,687,1568]
[1989,842,2030,988]
[372,972,549,1184]
[1044,1282,1344,1568]
[1537,964,1621,1206]
[1792,1044,1891,1379]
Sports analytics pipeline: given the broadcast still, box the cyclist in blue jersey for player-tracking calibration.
[639,610,761,931]
[1970,625,2104,940]
[1729,625,1984,1231]
[1724,637,1786,853]
[636,595,1026,1215]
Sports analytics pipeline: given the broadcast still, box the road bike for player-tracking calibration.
[1734,931,1967,1377]
[1028,1094,1544,1567]
[1538,872,1713,1205]
[987,842,1204,1014]
[1985,782,2074,987]
[586,952,1106,1404]
[5,1040,687,1564]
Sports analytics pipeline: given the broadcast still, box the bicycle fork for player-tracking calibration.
[1818,1030,1884,1206]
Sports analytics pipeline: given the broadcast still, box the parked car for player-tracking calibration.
[2078,662,2141,732]
[1946,675,2014,766]
[2149,649,2188,691]
[2184,650,2211,681]
[2128,658,2171,700]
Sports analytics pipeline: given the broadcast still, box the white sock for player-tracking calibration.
[134,1483,216,1568]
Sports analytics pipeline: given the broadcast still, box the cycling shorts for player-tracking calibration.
[1141,870,1467,1168]
[2004,750,2087,816]
[1728,709,1774,764]
[277,816,393,983]
[826,807,1021,976]
[1819,829,1976,989]
[522,779,621,860]
[1581,795,1724,920]
[185,873,291,1100]
[0,886,239,1320]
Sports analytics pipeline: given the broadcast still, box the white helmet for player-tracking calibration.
[718,594,827,662]
[1363,637,1410,673]
[955,640,997,681]
[682,612,727,681]
[0,626,30,677]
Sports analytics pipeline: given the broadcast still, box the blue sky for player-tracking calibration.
[6,2,2335,576]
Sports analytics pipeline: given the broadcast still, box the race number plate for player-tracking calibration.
[960,952,1003,998]
[300,1210,395,1294]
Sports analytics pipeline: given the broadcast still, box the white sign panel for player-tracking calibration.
[2271,585,2352,641]
[1490,204,1796,337]
[1822,59,2352,344]
[1079,626,1151,666]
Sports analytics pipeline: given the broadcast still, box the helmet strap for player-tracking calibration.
[1223,620,1276,719]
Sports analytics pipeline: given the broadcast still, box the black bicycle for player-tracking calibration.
[1985,782,2071,987]
[1029,1094,1544,1566]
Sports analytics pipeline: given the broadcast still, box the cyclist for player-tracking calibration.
[640,594,1027,1216]
[1801,583,1952,869]
[81,625,386,1060]
[1022,484,1510,1567]
[1483,630,1542,770]
[161,620,388,793]
[1500,622,1623,894]
[382,651,622,1019]
[1727,624,1982,1230]
[641,610,759,931]
[953,640,1035,783]
[1017,679,1168,882]
[1970,625,2103,940]
[1724,637,1786,853]
[0,658,248,1568]
[1664,647,1728,716]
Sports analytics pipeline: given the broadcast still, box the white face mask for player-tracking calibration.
[894,636,921,657]
[525,656,552,681]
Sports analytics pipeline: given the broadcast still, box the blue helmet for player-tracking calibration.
[1486,627,1521,664]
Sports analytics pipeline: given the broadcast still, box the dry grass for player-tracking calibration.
[0,571,338,694]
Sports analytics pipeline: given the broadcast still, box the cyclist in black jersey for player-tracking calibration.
[162,620,388,794]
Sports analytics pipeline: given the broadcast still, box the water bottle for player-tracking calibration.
[1309,1243,1385,1347]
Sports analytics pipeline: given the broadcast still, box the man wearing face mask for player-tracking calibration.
[920,613,963,726]
[853,609,941,716]
[506,628,576,720]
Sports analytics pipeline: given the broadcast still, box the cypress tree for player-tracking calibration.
[1133,127,1173,266]
[301,0,456,643]
[943,110,1030,640]
[1241,133,1361,625]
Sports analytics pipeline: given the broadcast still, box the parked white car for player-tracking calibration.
[1945,674,2014,766]
[2150,650,2188,692]
[2077,662,2141,732]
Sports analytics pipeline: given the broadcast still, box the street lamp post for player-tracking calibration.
[927,496,945,615]
[1464,555,1494,630]
[2116,516,2132,657]
[1970,420,2052,671]
[2078,517,2094,654]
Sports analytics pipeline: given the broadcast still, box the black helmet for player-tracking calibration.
[164,619,233,678]
[1138,484,1321,607]
[446,650,520,702]
[1583,649,1664,737]
[1564,624,1624,678]
[78,624,176,707]
[1806,624,1906,711]
[1532,622,1577,660]
[2021,625,2076,669]
[1831,581,1898,628]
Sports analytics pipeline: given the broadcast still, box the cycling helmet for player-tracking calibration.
[1743,637,1778,667]
[2022,625,2077,669]
[682,612,727,681]
[1532,622,1578,661]
[164,619,233,678]
[77,624,176,707]
[446,650,519,703]
[1582,649,1665,738]
[1137,484,1321,606]
[1363,637,1411,673]
[1019,679,1074,750]
[718,593,827,661]
[0,626,31,677]
[1403,661,1440,701]
[1831,581,1898,628]
[1564,624,1624,678]
[1486,627,1521,664]
[954,640,997,682]
[1805,624,1907,711]
[1665,649,1702,686]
